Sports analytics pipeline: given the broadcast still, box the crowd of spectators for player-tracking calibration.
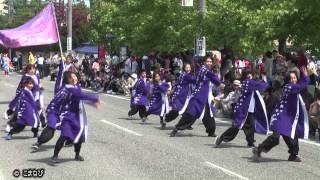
[2,49,320,140]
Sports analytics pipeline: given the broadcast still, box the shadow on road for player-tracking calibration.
[168,133,209,138]
[153,126,176,130]
[132,122,156,125]
[93,139,110,145]
[241,156,288,163]
[8,136,34,140]
[215,122,231,127]
[117,117,141,121]
[204,143,249,149]
[192,122,230,127]
[28,157,75,166]
[30,145,55,153]
[0,101,11,105]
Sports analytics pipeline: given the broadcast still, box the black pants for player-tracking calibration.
[6,109,14,118]
[9,123,38,136]
[258,132,299,155]
[218,113,255,145]
[53,136,82,157]
[128,105,147,119]
[44,64,50,77]
[18,61,23,71]
[7,112,17,127]
[37,127,55,145]
[165,110,179,123]
[175,104,216,135]
[38,64,44,79]
[50,73,56,81]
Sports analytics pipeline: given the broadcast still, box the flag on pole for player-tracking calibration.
[181,0,193,7]
[0,3,58,48]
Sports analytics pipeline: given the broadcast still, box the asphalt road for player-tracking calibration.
[0,73,320,180]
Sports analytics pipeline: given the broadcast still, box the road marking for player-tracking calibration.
[5,74,320,148]
[300,139,320,147]
[203,162,250,180]
[215,119,232,124]
[82,89,130,101]
[100,119,143,136]
[105,94,130,101]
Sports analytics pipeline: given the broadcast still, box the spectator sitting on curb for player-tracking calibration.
[220,80,242,117]
[309,94,320,140]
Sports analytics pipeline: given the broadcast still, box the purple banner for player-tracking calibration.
[0,3,58,48]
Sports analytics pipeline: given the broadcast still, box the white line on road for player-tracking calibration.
[203,161,250,180]
[5,75,320,148]
[82,89,130,101]
[105,94,130,101]
[300,139,320,147]
[100,119,143,137]
[215,119,232,124]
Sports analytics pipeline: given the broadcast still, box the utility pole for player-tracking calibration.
[199,0,206,18]
[67,0,72,52]
[89,0,93,9]
[196,0,206,57]
[8,0,13,24]
[7,0,13,60]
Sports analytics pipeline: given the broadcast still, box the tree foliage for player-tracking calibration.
[2,0,320,55]
[91,0,198,54]
[90,0,320,55]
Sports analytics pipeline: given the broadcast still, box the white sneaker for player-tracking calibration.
[4,112,8,120]
[5,124,11,133]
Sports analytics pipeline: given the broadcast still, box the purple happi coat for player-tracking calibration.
[232,79,269,134]
[183,65,221,119]
[270,77,310,139]
[130,78,149,107]
[170,72,196,114]
[59,85,98,143]
[25,74,44,108]
[54,60,73,95]
[9,74,42,110]
[148,82,170,116]
[15,88,40,128]
[46,87,69,129]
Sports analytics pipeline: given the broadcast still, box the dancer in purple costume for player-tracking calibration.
[128,70,149,121]
[5,77,40,140]
[170,56,221,137]
[215,71,269,147]
[51,72,100,163]
[165,64,196,124]
[253,67,309,162]
[146,72,170,128]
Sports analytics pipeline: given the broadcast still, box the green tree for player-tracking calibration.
[89,0,320,55]
[91,0,198,54]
